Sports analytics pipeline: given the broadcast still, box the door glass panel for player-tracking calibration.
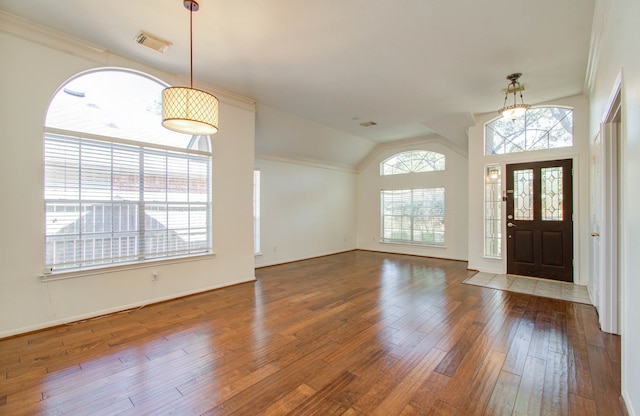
[541,166,563,221]
[513,169,533,220]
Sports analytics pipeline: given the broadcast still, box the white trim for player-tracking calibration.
[40,252,217,281]
[0,10,106,60]
[584,0,613,95]
[601,122,619,334]
[0,10,256,112]
[255,150,356,173]
[596,77,622,334]
[380,241,447,249]
[601,70,623,123]
[255,250,355,269]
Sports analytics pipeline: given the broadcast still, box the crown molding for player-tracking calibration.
[584,0,613,96]
[0,10,256,112]
[0,10,107,60]
[356,134,468,173]
[255,150,356,173]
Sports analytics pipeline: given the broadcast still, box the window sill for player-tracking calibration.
[40,252,216,282]
[380,240,447,249]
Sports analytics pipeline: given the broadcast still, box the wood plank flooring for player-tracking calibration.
[0,251,625,415]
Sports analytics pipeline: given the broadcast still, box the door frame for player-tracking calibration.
[592,72,622,334]
[505,159,574,281]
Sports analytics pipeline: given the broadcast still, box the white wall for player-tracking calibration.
[0,31,256,338]
[588,0,640,413]
[255,104,376,169]
[467,95,591,285]
[254,157,356,267]
[356,136,468,261]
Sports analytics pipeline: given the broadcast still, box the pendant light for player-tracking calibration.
[498,73,530,121]
[162,0,219,135]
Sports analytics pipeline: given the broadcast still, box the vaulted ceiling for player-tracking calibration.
[0,0,595,166]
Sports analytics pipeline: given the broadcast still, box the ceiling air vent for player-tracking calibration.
[135,31,172,53]
[359,121,377,127]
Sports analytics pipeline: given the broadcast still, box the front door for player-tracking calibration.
[506,159,573,281]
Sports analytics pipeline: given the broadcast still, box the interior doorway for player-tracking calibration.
[506,159,574,282]
[591,78,621,335]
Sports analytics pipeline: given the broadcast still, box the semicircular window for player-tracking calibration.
[44,68,212,273]
[485,107,573,155]
[380,150,445,176]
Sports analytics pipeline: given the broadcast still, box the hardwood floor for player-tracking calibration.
[0,251,625,415]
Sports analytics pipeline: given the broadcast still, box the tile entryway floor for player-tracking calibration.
[464,272,592,304]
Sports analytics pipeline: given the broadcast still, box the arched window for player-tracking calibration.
[380,150,445,175]
[44,68,212,272]
[485,107,573,155]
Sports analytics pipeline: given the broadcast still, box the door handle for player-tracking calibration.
[591,232,600,237]
[507,222,517,228]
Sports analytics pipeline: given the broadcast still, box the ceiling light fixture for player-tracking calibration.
[162,0,219,135]
[498,73,530,121]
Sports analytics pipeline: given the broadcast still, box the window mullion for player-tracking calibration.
[138,148,145,262]
[78,139,83,268]
[410,189,415,242]
[165,153,169,257]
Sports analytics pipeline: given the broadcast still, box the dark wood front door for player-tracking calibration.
[506,159,573,281]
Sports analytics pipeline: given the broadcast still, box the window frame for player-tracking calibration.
[380,150,445,176]
[43,68,213,275]
[484,164,502,259]
[380,187,445,247]
[484,106,574,155]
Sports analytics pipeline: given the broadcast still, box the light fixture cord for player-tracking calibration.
[189,2,193,89]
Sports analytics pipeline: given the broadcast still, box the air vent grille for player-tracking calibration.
[360,121,377,127]
[135,31,172,53]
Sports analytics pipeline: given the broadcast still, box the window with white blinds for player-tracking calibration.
[43,69,212,272]
[381,188,445,246]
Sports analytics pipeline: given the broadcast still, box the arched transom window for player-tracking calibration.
[485,107,573,155]
[44,68,212,273]
[380,150,445,175]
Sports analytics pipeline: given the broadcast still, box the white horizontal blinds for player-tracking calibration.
[44,133,211,271]
[143,150,210,259]
[381,188,445,245]
[44,135,140,269]
[382,189,412,241]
